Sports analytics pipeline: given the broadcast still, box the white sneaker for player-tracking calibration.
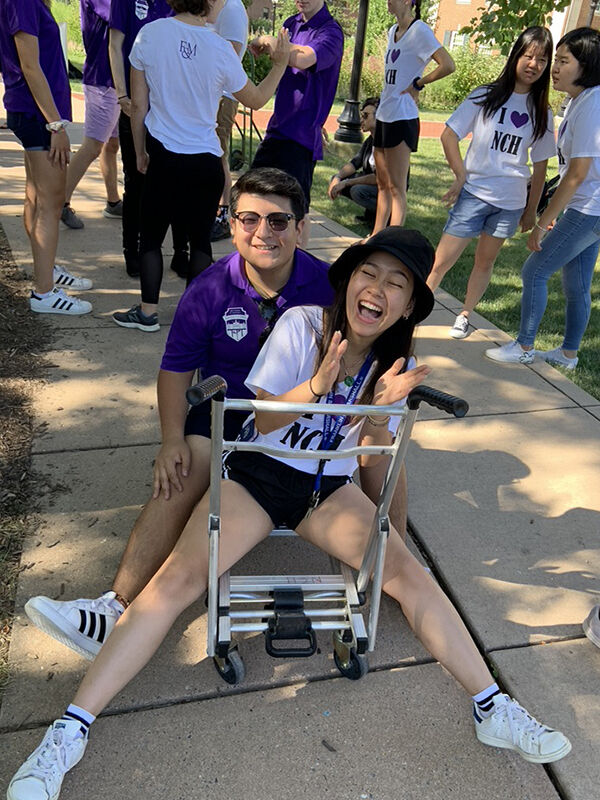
[474,693,571,763]
[449,314,470,339]
[30,288,92,316]
[7,719,87,800]
[537,346,578,371]
[25,591,123,660]
[484,340,535,365]
[53,264,93,291]
[583,604,600,648]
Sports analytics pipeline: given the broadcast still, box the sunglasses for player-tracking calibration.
[256,296,280,348]
[360,111,373,119]
[231,211,297,233]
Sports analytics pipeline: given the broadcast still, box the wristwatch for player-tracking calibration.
[45,119,70,133]
[412,77,423,91]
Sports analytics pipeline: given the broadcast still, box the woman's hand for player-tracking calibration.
[519,208,537,233]
[118,95,132,117]
[48,129,70,169]
[310,330,347,396]
[527,220,553,252]
[372,358,431,407]
[136,150,149,174]
[441,175,464,208]
[401,82,421,104]
[152,438,192,500]
[270,28,290,66]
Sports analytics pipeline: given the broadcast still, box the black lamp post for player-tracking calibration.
[335,0,369,142]
[272,0,279,35]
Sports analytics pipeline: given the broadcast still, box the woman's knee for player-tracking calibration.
[152,558,206,610]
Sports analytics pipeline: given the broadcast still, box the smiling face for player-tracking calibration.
[230,192,304,287]
[345,251,415,349]
[514,44,549,91]
[552,44,583,96]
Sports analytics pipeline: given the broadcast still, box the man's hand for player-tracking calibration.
[328,175,344,200]
[152,438,192,500]
[136,150,149,174]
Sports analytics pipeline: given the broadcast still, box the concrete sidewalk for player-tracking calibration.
[1,102,599,800]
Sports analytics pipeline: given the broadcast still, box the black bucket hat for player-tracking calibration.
[328,227,436,323]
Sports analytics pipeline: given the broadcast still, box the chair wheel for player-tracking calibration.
[333,647,368,679]
[213,647,246,685]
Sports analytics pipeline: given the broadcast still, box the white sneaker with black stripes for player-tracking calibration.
[30,287,92,316]
[53,264,93,291]
[25,591,123,660]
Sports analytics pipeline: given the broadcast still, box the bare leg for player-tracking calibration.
[427,232,472,293]
[112,435,212,604]
[372,147,392,237]
[99,136,120,204]
[298,483,493,695]
[64,137,103,203]
[73,480,273,715]
[462,233,505,315]
[24,151,66,293]
[383,142,411,227]
[359,461,407,542]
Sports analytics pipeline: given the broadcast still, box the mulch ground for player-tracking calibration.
[0,221,50,697]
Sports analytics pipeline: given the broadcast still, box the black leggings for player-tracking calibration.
[139,132,224,305]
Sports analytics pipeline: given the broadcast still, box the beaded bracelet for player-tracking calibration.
[366,414,391,427]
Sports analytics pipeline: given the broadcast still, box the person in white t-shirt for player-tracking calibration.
[370,0,454,235]
[427,27,556,340]
[110,0,290,333]
[7,229,571,800]
[486,27,600,369]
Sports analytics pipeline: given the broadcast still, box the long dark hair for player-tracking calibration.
[311,266,416,406]
[475,26,552,141]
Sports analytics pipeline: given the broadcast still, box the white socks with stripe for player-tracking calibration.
[472,683,502,719]
[61,704,96,739]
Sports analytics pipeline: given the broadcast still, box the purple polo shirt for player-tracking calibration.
[81,0,113,87]
[264,4,343,160]
[161,249,334,400]
[109,0,173,95]
[0,0,71,120]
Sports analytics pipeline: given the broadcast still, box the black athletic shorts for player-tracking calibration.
[184,403,249,441]
[374,118,420,151]
[223,450,350,529]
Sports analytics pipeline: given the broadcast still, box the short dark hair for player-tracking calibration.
[361,96,379,111]
[168,0,210,15]
[231,168,306,221]
[557,27,600,88]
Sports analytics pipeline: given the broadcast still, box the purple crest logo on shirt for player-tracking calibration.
[135,0,149,20]
[510,111,529,129]
[223,307,249,341]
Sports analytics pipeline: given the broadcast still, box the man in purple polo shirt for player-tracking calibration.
[250,0,343,212]
[60,0,124,230]
[108,0,188,278]
[25,168,409,660]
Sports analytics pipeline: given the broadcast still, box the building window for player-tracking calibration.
[449,31,468,49]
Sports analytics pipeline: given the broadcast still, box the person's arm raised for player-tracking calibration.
[13,32,70,168]
[153,369,196,500]
[254,331,347,434]
[234,28,290,110]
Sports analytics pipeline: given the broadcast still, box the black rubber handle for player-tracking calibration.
[407,385,468,417]
[186,375,228,406]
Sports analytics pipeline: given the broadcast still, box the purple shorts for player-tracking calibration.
[83,84,119,143]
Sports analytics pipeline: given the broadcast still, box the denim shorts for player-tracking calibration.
[444,187,523,239]
[83,84,119,142]
[6,111,51,150]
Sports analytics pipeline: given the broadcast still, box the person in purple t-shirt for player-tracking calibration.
[24,169,409,676]
[0,0,94,315]
[249,0,343,213]
[108,0,188,278]
[59,0,124,230]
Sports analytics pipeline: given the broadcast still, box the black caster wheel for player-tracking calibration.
[213,647,246,685]
[333,646,368,680]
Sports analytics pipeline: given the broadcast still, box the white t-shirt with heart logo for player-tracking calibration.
[446,89,556,210]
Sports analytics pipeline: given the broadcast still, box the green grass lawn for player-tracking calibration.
[310,139,599,400]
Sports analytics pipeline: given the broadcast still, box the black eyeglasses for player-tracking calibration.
[256,296,280,348]
[231,211,297,233]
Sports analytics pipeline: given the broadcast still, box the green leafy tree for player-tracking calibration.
[461,0,571,54]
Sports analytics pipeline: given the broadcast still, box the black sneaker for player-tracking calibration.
[124,249,140,278]
[112,304,159,331]
[210,218,230,242]
[61,204,84,229]
[170,249,189,279]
